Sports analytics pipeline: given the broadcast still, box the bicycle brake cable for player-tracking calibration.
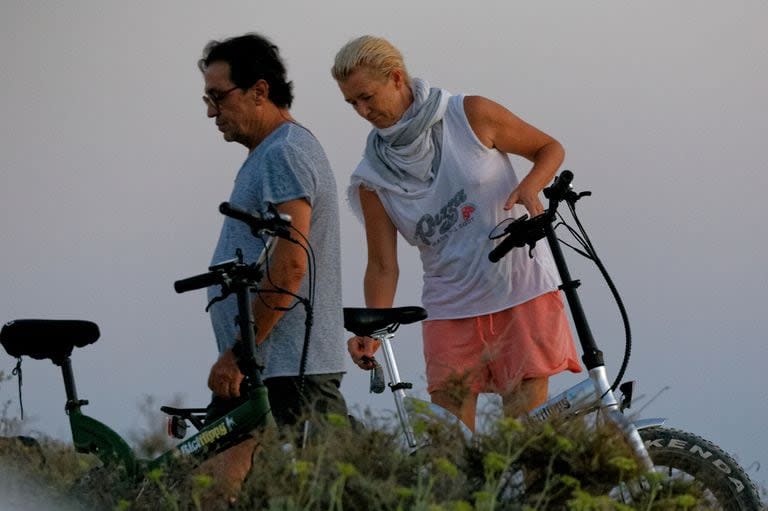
[12,358,24,420]
[256,229,317,398]
[556,201,633,393]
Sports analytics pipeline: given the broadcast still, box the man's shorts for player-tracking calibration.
[205,372,348,428]
[422,291,581,395]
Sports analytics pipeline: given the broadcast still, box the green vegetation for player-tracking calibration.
[0,375,720,510]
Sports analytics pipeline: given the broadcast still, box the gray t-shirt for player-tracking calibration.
[207,123,345,379]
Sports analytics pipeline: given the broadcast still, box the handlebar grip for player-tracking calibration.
[219,202,259,224]
[488,234,523,263]
[545,170,574,200]
[219,201,292,235]
[174,271,222,293]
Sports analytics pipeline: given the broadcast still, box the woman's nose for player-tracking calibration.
[355,103,370,119]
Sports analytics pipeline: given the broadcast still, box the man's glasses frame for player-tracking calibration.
[203,86,240,111]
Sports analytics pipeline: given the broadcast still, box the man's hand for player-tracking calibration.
[208,348,244,399]
[347,336,381,370]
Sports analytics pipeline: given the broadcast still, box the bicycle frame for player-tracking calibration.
[1,211,287,480]
[369,326,662,465]
[355,171,659,471]
[63,375,272,480]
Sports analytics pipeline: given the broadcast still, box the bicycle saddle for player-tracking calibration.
[343,307,427,337]
[0,319,100,363]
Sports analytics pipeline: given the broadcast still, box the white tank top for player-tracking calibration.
[359,94,561,320]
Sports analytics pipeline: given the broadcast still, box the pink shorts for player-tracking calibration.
[422,291,582,395]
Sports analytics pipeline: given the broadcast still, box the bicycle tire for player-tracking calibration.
[636,427,763,510]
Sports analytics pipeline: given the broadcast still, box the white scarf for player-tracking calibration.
[348,78,451,221]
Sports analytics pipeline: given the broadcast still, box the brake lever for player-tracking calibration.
[205,292,229,312]
[528,241,538,259]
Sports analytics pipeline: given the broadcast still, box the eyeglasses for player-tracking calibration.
[202,86,240,111]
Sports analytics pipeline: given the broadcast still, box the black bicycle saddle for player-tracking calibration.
[0,319,100,363]
[343,307,427,337]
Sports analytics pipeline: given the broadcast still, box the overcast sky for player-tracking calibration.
[1,0,766,491]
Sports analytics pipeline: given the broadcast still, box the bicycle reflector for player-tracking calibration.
[167,415,188,440]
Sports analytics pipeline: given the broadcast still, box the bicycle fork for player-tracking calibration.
[588,367,655,473]
[529,367,655,472]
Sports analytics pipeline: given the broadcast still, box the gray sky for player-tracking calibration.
[1,0,766,491]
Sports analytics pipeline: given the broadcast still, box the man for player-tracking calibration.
[196,32,347,503]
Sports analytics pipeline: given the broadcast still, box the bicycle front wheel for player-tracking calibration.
[635,427,762,510]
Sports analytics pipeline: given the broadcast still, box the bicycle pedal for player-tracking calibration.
[370,362,386,394]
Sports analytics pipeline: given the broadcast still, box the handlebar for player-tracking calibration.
[174,249,274,295]
[543,169,573,202]
[488,214,550,262]
[219,202,292,236]
[174,270,226,294]
[174,202,293,294]
[488,170,576,263]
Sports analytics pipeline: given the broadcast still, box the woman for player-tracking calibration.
[332,36,581,431]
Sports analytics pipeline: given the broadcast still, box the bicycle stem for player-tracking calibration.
[545,224,604,370]
[235,273,264,388]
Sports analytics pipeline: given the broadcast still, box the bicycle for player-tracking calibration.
[0,203,296,482]
[342,170,763,510]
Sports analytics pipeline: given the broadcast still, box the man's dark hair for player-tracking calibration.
[198,33,294,109]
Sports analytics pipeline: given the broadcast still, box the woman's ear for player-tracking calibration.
[390,68,405,89]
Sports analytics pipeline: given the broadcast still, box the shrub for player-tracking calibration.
[0,390,716,511]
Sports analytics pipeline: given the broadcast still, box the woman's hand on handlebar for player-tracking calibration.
[504,181,545,217]
[208,348,244,399]
[347,336,381,370]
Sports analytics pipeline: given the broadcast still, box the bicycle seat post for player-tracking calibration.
[61,357,87,413]
[374,329,418,449]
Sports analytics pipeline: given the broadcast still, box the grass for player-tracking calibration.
[0,383,721,511]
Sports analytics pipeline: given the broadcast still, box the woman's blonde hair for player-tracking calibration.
[331,35,410,84]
